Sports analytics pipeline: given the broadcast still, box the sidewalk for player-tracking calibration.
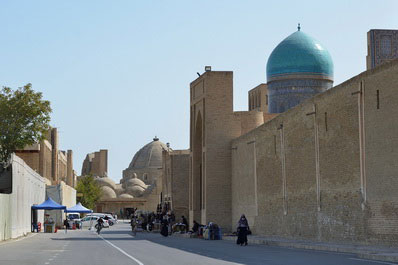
[0,232,38,245]
[173,233,398,263]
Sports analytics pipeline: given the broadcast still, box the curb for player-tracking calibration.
[174,233,398,263]
[358,253,398,263]
[0,232,38,245]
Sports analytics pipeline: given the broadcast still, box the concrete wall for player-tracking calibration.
[0,154,46,241]
[46,181,76,227]
[231,60,398,246]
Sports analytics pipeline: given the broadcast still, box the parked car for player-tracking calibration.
[104,214,117,226]
[86,213,116,226]
[80,216,109,229]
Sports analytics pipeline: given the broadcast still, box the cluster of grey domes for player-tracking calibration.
[95,173,148,199]
[95,137,167,200]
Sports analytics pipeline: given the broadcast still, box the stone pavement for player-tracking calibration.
[173,233,398,263]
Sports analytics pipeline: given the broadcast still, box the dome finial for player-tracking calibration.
[153,136,159,141]
[298,23,301,31]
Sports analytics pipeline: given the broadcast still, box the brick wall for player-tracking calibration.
[231,60,398,246]
[171,150,190,221]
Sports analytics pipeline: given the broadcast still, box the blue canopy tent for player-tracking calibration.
[65,202,92,213]
[65,203,93,230]
[31,197,67,233]
[32,197,67,210]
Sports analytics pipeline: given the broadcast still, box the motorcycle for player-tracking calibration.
[95,223,103,234]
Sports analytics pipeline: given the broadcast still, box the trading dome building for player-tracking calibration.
[92,137,170,215]
[266,26,334,113]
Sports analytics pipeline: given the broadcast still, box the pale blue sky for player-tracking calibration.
[1,1,397,182]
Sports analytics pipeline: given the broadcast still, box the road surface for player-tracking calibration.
[0,222,396,265]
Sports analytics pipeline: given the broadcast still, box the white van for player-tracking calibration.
[67,213,80,221]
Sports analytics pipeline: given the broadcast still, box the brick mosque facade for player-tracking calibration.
[182,29,398,247]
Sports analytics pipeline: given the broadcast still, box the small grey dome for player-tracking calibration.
[128,137,168,170]
[125,177,147,189]
[127,185,146,197]
[119,193,134,199]
[95,177,116,190]
[101,186,117,199]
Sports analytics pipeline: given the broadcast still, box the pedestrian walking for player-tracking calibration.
[130,216,137,236]
[160,215,169,237]
[181,215,188,233]
[236,214,249,246]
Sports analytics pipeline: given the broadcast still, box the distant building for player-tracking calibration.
[92,138,170,215]
[367,29,398,70]
[13,128,76,231]
[15,127,76,187]
[81,149,108,178]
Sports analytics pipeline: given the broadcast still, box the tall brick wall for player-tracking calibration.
[57,151,67,183]
[40,140,52,182]
[82,149,108,178]
[233,111,264,136]
[14,128,76,188]
[232,60,398,246]
[171,150,190,221]
[362,62,398,244]
[190,71,242,230]
[190,71,270,231]
[14,151,40,173]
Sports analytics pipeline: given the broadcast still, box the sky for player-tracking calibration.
[1,0,397,183]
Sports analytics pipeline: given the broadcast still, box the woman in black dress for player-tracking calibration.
[237,214,249,246]
[160,215,169,237]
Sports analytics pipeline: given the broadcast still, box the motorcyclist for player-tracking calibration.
[130,216,137,236]
[97,217,104,234]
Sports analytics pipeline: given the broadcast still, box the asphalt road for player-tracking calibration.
[0,222,396,265]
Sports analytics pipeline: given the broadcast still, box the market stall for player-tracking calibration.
[65,203,93,229]
[31,197,66,233]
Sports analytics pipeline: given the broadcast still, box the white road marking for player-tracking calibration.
[98,234,144,265]
[349,258,398,265]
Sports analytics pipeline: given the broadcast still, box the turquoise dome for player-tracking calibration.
[266,30,333,81]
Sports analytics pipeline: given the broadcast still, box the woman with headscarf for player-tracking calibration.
[237,214,249,246]
[160,215,169,237]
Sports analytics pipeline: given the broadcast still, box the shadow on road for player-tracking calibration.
[105,230,277,265]
[49,228,359,265]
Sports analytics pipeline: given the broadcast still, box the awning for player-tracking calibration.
[31,197,66,210]
[65,202,92,213]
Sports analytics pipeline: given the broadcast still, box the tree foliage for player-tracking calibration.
[0,84,51,166]
[76,175,102,210]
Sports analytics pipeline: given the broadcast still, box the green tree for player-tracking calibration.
[0,83,51,167]
[76,175,102,210]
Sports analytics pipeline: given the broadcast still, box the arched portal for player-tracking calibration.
[192,111,203,223]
